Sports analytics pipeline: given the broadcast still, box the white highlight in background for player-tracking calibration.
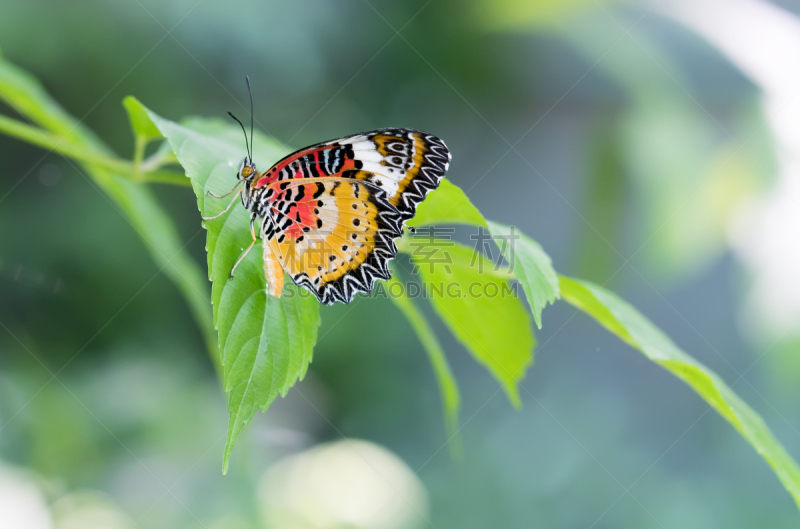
[664,0,800,338]
[259,439,428,529]
[0,464,53,529]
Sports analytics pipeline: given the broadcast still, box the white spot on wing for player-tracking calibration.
[349,140,378,152]
[360,161,405,182]
[354,150,384,163]
[371,175,399,196]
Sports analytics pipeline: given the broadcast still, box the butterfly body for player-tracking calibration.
[214,128,450,305]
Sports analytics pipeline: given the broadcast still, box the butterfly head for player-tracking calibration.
[238,158,257,182]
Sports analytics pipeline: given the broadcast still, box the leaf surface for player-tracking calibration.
[416,242,534,406]
[487,221,559,329]
[409,179,487,228]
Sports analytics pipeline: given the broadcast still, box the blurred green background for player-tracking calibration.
[2,0,800,527]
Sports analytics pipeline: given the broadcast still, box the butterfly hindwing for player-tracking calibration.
[259,178,404,304]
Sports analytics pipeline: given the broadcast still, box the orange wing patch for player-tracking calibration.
[369,131,429,206]
[260,178,403,304]
[262,237,284,298]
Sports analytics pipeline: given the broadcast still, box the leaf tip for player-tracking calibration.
[506,385,523,409]
[532,311,543,330]
[222,413,243,476]
[122,96,162,140]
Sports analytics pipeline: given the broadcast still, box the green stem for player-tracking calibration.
[0,114,189,186]
[131,134,147,181]
[140,149,178,172]
[140,169,192,187]
[387,275,463,458]
[0,114,126,170]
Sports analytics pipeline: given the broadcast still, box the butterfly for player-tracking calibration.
[203,80,451,305]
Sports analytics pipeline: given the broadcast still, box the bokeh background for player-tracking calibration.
[2,0,800,527]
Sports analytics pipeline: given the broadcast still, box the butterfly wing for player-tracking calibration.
[260,178,404,304]
[262,235,285,298]
[254,128,451,221]
[254,129,451,304]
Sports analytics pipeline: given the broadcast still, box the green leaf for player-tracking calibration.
[474,0,618,31]
[387,275,462,456]
[416,242,534,406]
[0,57,218,370]
[487,221,559,329]
[559,276,800,509]
[223,284,319,472]
[123,96,162,141]
[139,103,321,473]
[409,179,487,228]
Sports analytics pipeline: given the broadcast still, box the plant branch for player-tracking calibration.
[387,275,462,458]
[0,114,189,186]
[131,134,147,180]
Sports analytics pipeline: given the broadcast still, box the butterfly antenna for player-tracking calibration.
[227,111,251,162]
[246,76,254,160]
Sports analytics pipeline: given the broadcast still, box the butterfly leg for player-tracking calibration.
[229,218,257,278]
[207,180,242,199]
[201,188,242,221]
